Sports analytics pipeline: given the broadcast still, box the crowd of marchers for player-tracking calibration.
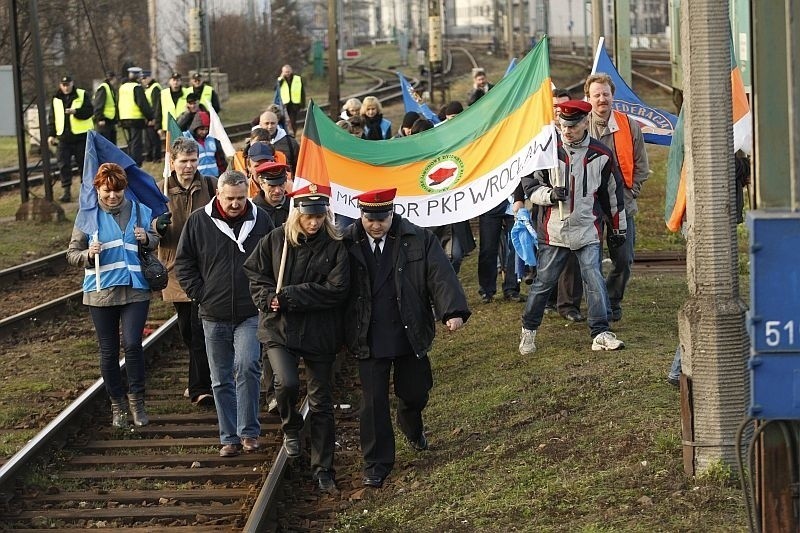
[63,62,659,494]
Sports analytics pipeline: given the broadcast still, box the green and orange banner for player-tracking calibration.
[295,38,557,226]
[664,36,752,232]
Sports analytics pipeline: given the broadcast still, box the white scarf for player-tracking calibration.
[204,199,257,253]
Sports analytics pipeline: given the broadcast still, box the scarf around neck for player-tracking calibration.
[204,199,257,253]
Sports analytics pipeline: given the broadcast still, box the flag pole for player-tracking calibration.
[93,231,101,292]
[275,201,293,293]
[553,163,565,220]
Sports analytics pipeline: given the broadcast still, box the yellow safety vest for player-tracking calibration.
[98,82,116,120]
[160,87,189,130]
[144,82,161,107]
[279,75,303,104]
[118,81,144,120]
[197,85,213,111]
[53,89,93,135]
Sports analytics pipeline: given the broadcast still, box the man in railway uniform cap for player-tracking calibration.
[342,188,471,489]
[252,160,290,227]
[519,99,627,355]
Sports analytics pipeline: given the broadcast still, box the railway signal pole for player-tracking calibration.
[427,0,442,105]
[7,0,64,221]
[328,0,340,122]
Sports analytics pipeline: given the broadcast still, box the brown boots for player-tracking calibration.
[127,393,149,426]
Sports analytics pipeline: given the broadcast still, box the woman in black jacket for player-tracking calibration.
[243,184,349,494]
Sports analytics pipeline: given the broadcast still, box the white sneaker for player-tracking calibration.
[592,331,625,351]
[519,327,537,355]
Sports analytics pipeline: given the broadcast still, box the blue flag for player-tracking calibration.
[76,130,170,236]
[504,58,518,77]
[397,73,440,124]
[591,39,678,146]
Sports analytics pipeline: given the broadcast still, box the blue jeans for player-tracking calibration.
[606,215,636,313]
[202,316,262,445]
[669,346,682,381]
[522,243,610,337]
[89,300,150,399]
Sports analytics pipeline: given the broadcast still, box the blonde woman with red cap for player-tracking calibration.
[243,184,349,494]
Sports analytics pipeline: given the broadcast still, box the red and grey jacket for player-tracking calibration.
[522,133,626,250]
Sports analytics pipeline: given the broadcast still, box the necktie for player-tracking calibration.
[373,238,382,263]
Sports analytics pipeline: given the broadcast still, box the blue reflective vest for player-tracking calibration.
[82,204,151,292]
[183,132,219,177]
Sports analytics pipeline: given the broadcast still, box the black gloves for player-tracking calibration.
[549,186,568,203]
[155,212,173,236]
[608,230,627,248]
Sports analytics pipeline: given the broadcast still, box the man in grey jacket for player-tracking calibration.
[519,100,626,354]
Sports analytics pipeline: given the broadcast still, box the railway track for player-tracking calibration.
[0,315,338,530]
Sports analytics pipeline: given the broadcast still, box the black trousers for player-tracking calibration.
[56,136,86,189]
[124,126,144,166]
[261,344,275,399]
[268,347,335,475]
[144,126,161,161]
[358,354,432,479]
[174,302,212,400]
[285,103,301,134]
[95,122,117,145]
[478,211,519,297]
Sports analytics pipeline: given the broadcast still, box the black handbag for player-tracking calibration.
[134,202,168,291]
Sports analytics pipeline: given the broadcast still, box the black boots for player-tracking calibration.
[127,393,149,426]
[110,397,129,428]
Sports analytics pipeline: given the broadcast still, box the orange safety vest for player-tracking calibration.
[237,149,293,198]
[612,110,634,189]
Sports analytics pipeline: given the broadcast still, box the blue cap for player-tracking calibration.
[247,142,275,162]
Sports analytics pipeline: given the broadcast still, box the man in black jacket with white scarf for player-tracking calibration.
[175,170,274,458]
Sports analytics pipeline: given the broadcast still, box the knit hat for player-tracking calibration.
[401,111,421,129]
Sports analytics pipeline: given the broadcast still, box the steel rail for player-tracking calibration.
[0,314,178,494]
[0,289,82,340]
[0,249,68,288]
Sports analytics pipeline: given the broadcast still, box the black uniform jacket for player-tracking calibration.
[343,215,471,359]
[243,227,349,360]
[175,201,274,323]
[252,193,289,227]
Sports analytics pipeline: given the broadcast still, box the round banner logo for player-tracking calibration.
[419,155,464,193]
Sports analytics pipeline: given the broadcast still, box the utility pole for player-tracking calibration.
[614,0,631,85]
[428,0,442,104]
[327,0,340,121]
[592,0,603,49]
[505,0,513,60]
[148,0,158,78]
[8,0,28,204]
[29,0,54,203]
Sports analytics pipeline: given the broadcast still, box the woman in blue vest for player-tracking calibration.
[67,162,160,429]
[360,96,392,140]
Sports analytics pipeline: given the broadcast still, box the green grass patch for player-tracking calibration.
[332,256,746,531]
